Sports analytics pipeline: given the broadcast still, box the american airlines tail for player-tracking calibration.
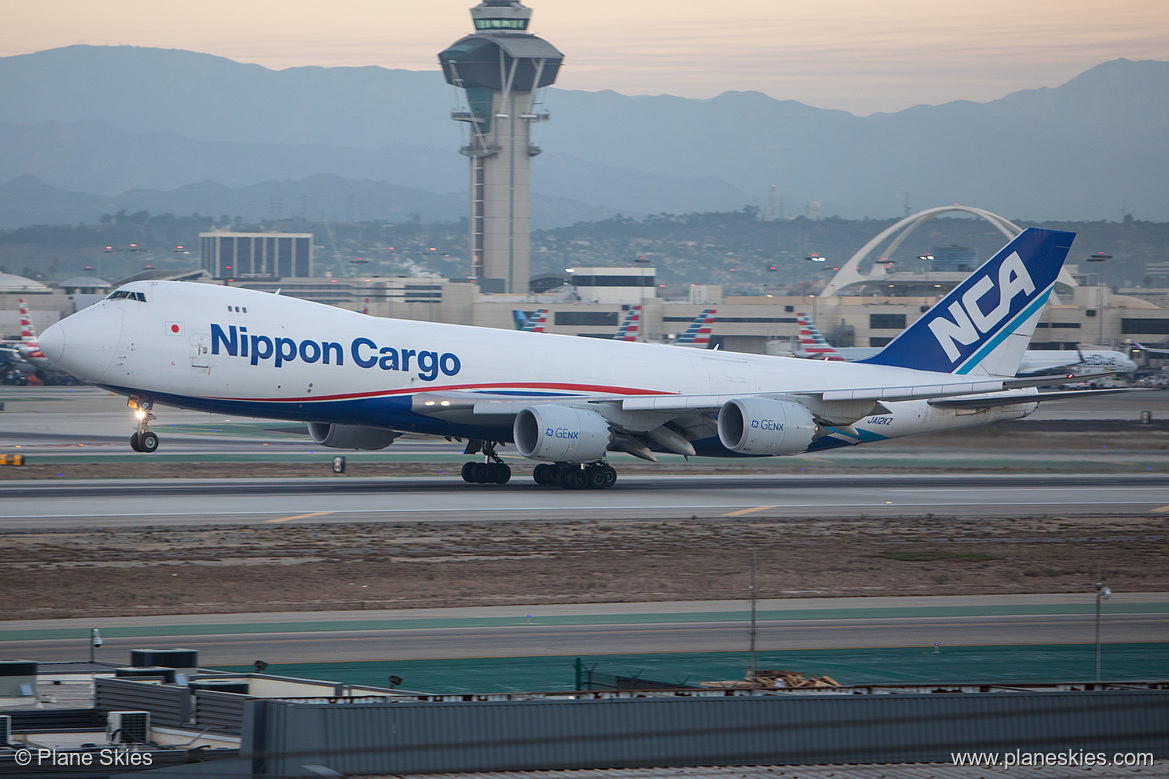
[613,305,642,341]
[516,309,549,333]
[860,229,1075,376]
[19,298,37,343]
[677,308,716,347]
[795,313,843,360]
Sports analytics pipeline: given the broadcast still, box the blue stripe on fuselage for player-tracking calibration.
[99,385,515,441]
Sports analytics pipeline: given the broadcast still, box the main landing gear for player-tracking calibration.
[460,440,511,485]
[128,398,159,453]
[457,441,618,489]
[532,461,617,490]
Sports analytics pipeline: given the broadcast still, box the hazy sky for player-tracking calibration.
[6,0,1168,114]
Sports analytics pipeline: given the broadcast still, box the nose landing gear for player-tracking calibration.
[128,399,159,453]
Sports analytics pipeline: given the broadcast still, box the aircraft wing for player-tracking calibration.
[928,387,1145,410]
[619,379,1008,409]
[1001,372,1119,388]
[1130,340,1169,355]
[411,372,1144,436]
[410,377,1012,425]
[1014,362,1083,377]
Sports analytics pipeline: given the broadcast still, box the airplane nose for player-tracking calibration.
[38,321,65,364]
[40,306,123,382]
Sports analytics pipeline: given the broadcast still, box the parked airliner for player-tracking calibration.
[0,299,77,384]
[38,229,1123,489]
[0,299,51,369]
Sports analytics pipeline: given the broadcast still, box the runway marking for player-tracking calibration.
[1152,505,1169,513]
[723,505,776,516]
[4,498,1167,522]
[264,511,335,524]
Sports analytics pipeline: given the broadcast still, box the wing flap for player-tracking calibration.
[928,387,1142,410]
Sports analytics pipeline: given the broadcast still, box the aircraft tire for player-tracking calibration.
[559,467,588,490]
[129,432,142,452]
[139,431,159,453]
[491,462,511,484]
[585,466,607,490]
[461,461,476,482]
[472,462,492,483]
[601,465,617,488]
[532,463,552,485]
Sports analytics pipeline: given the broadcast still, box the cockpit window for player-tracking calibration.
[106,290,147,302]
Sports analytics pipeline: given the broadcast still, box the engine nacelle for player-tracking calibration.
[513,405,612,462]
[307,422,400,450]
[717,397,818,455]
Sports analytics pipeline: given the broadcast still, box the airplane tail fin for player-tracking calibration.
[516,309,549,333]
[19,298,37,342]
[859,228,1075,376]
[796,313,844,361]
[614,305,642,341]
[678,308,716,346]
[528,309,548,333]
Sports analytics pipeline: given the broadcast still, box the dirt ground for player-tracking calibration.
[2,511,1166,619]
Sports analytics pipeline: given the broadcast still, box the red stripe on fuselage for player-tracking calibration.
[203,381,675,404]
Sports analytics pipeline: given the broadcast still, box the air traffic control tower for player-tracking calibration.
[439,1,562,293]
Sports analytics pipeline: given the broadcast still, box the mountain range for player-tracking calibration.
[0,45,1166,229]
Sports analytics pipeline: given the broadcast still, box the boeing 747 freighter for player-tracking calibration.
[38,229,1126,489]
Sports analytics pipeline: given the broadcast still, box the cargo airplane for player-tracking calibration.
[39,229,1122,489]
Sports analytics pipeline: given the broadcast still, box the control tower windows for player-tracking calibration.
[474,18,529,30]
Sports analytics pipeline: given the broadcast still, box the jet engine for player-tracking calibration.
[513,405,612,462]
[306,422,401,450]
[717,397,818,455]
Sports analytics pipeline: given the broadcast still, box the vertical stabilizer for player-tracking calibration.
[795,313,844,361]
[614,305,642,341]
[522,309,549,333]
[18,299,37,342]
[678,308,716,347]
[860,228,1074,375]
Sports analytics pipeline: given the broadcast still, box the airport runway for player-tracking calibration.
[5,595,1167,665]
[2,472,1168,529]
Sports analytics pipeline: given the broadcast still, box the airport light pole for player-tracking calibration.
[1095,578,1111,683]
[748,546,758,688]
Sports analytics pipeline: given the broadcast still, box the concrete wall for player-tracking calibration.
[245,690,1169,776]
